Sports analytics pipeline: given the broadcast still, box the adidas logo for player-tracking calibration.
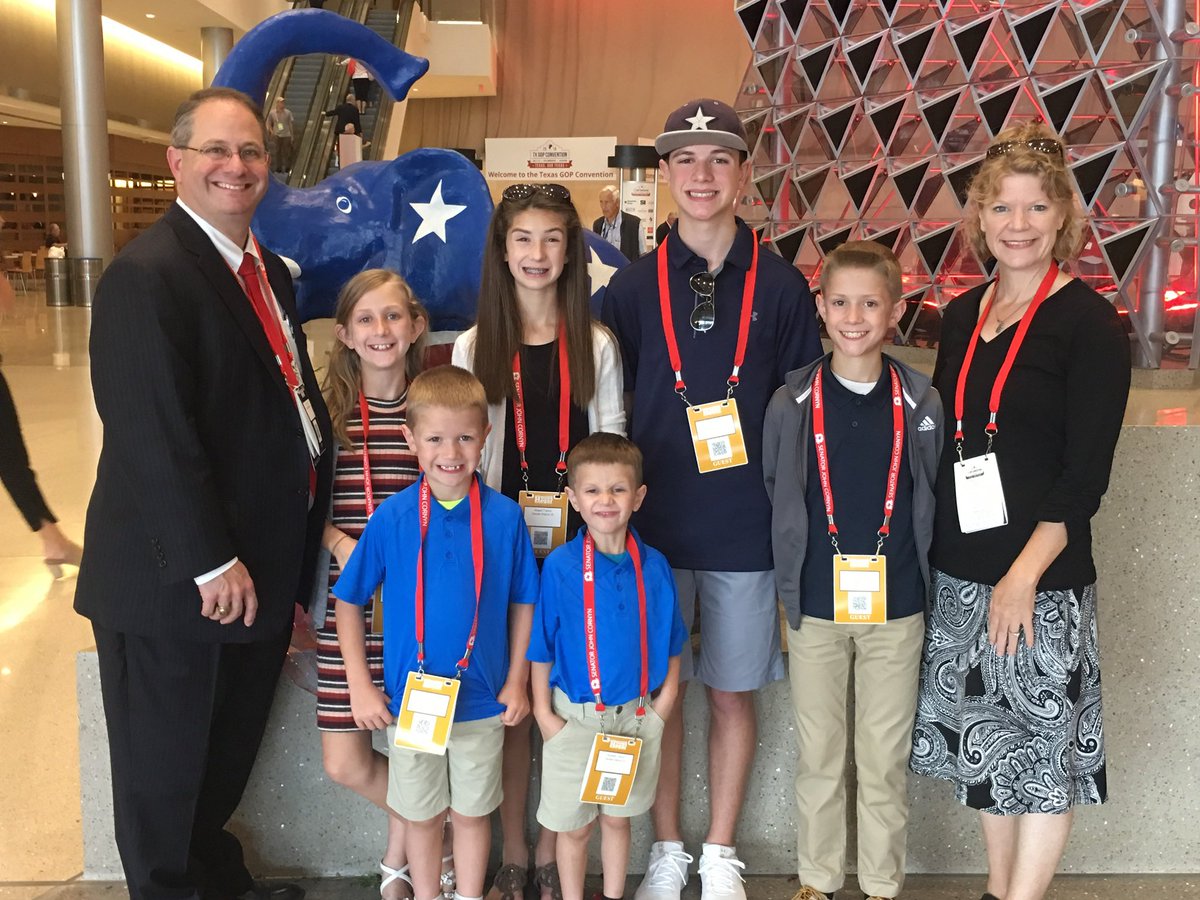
[917,415,937,432]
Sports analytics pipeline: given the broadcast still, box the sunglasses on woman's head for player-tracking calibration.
[985,138,1064,159]
[501,183,572,202]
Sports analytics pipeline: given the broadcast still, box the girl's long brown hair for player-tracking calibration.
[472,187,597,407]
[322,269,428,450]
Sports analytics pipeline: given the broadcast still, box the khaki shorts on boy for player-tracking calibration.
[536,688,667,833]
[386,715,505,821]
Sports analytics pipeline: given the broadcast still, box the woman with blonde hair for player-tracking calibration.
[910,123,1130,900]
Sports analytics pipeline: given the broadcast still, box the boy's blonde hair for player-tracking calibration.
[819,240,903,303]
[566,432,644,487]
[406,365,489,430]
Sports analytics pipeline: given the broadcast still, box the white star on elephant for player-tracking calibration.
[685,106,715,130]
[586,247,618,296]
[409,180,466,244]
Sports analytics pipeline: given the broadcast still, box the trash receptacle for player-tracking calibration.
[45,257,70,307]
[69,257,103,307]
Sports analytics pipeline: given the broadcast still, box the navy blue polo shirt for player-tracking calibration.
[601,220,822,571]
[528,528,688,705]
[334,477,540,722]
[800,362,924,620]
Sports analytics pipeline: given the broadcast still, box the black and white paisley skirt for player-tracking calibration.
[910,568,1107,814]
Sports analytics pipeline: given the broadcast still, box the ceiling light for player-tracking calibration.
[145,12,156,18]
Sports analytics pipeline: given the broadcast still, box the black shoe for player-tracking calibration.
[981,894,1002,900]
[237,883,305,900]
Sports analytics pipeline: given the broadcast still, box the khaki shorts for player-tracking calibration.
[386,715,504,821]
[536,688,667,833]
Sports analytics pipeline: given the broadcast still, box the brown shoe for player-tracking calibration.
[790,888,831,900]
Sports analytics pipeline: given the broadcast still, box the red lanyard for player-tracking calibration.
[582,531,649,717]
[414,476,484,674]
[511,320,571,490]
[812,363,905,557]
[237,241,301,395]
[358,391,377,515]
[953,263,1059,456]
[656,233,759,406]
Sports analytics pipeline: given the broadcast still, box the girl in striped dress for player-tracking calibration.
[316,269,428,899]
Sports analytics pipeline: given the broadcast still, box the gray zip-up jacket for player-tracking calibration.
[762,353,943,630]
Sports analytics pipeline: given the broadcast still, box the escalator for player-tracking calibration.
[263,0,418,188]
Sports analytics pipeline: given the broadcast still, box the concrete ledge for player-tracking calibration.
[79,427,1200,878]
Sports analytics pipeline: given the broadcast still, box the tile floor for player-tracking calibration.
[1,285,1197,899]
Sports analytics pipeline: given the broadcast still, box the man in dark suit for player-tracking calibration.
[75,87,332,900]
[592,185,643,260]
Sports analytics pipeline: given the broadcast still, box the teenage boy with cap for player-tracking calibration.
[601,99,821,900]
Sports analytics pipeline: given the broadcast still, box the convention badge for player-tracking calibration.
[833,554,888,624]
[685,398,749,474]
[370,585,384,635]
[579,733,643,806]
[393,671,459,755]
[519,490,569,558]
[953,454,1009,534]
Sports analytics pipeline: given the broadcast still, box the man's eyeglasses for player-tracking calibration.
[177,144,269,165]
[501,183,572,202]
[689,271,716,333]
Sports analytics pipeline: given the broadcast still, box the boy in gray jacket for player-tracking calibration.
[762,241,942,900]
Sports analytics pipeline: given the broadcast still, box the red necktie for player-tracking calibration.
[238,252,317,498]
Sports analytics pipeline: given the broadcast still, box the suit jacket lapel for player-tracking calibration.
[165,205,293,401]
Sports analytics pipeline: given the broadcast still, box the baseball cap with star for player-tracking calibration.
[654,99,749,157]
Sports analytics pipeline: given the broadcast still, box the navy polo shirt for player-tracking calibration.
[799,362,924,620]
[334,478,540,722]
[528,529,688,705]
[601,220,822,571]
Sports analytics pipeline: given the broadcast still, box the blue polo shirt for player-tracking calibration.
[601,220,822,571]
[528,529,688,705]
[334,477,539,722]
[800,361,924,620]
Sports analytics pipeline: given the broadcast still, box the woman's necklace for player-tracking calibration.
[990,268,1045,336]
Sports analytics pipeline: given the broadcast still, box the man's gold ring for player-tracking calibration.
[1007,629,1019,635]
[216,605,229,616]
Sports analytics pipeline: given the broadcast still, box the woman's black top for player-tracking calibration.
[930,277,1131,590]
[500,340,590,535]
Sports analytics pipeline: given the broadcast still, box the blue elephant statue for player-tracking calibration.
[214,10,629,330]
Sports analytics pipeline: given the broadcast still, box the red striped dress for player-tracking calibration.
[316,393,419,732]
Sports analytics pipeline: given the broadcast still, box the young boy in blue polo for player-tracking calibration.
[528,433,688,900]
[335,365,539,900]
[762,242,942,900]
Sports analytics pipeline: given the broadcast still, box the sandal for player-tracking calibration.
[440,854,456,898]
[380,861,414,900]
[485,862,530,900]
[533,862,563,900]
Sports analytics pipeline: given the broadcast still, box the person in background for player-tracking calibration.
[655,212,677,248]
[325,92,362,139]
[909,122,1131,900]
[266,97,295,174]
[593,186,643,261]
[44,222,65,248]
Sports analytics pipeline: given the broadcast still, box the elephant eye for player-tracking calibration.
[336,196,353,214]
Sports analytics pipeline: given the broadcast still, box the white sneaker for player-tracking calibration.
[633,840,693,900]
[697,843,746,900]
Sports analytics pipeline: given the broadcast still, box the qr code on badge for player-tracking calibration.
[531,528,552,550]
[597,774,620,796]
[708,437,732,461]
[848,593,870,615]
[411,714,436,738]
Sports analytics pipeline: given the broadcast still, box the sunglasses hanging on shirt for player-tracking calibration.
[689,271,716,333]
